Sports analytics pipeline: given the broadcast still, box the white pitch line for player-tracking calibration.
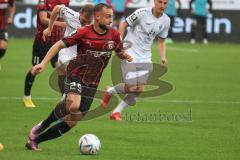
[139,99,240,105]
[0,97,59,100]
[0,96,239,105]
[167,47,200,53]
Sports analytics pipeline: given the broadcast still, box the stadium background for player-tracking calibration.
[10,0,240,42]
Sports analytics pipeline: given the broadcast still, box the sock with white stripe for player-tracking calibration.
[24,71,36,96]
[112,93,138,113]
[35,121,71,144]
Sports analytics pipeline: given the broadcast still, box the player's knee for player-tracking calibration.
[0,40,7,48]
[69,101,80,113]
[66,97,80,113]
[0,48,6,59]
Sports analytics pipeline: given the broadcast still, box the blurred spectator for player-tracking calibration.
[165,0,181,44]
[0,0,15,65]
[190,0,212,44]
[110,0,131,29]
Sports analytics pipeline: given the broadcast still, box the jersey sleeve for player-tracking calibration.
[113,31,122,53]
[126,8,146,26]
[62,28,85,47]
[158,17,171,39]
[60,6,80,27]
[8,0,14,7]
[37,0,47,12]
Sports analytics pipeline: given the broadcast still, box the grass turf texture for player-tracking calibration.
[0,38,239,160]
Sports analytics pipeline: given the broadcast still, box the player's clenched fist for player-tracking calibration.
[31,63,46,75]
[42,28,52,42]
[161,58,168,66]
[118,52,133,62]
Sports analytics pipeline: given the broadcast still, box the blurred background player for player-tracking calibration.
[23,0,69,108]
[190,0,212,44]
[0,0,15,69]
[110,0,131,29]
[101,0,170,121]
[165,0,181,44]
[25,3,132,151]
[42,4,94,95]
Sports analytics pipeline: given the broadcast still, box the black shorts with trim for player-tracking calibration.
[64,75,97,114]
[32,39,58,67]
[0,29,8,41]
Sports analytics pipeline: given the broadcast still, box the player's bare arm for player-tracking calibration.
[32,40,66,75]
[43,5,66,41]
[39,10,66,28]
[7,4,15,24]
[118,21,129,39]
[158,38,168,65]
[116,50,133,62]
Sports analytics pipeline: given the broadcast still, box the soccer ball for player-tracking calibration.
[79,134,101,155]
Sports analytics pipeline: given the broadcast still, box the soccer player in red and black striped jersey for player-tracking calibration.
[25,3,132,151]
[0,0,15,66]
[23,0,69,108]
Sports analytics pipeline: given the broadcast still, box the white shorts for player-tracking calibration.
[58,46,77,68]
[121,60,153,85]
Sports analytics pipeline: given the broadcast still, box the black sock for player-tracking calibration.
[58,75,65,95]
[36,111,58,134]
[24,71,36,96]
[39,100,68,133]
[35,121,71,144]
[0,48,6,59]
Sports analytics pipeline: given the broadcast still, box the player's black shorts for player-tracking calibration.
[0,29,8,41]
[64,75,97,114]
[32,39,58,67]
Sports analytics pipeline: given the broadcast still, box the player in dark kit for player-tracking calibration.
[23,0,69,107]
[0,0,15,68]
[25,3,132,151]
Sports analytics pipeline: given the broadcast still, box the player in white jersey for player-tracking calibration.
[101,0,170,121]
[42,4,94,94]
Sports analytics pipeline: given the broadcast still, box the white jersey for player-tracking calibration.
[125,8,170,62]
[58,7,81,65]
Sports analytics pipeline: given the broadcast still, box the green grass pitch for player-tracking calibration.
[0,38,240,160]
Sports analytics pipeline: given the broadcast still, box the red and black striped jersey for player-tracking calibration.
[35,0,69,44]
[63,25,122,87]
[0,0,14,30]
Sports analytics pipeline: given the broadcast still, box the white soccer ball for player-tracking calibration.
[79,134,101,155]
